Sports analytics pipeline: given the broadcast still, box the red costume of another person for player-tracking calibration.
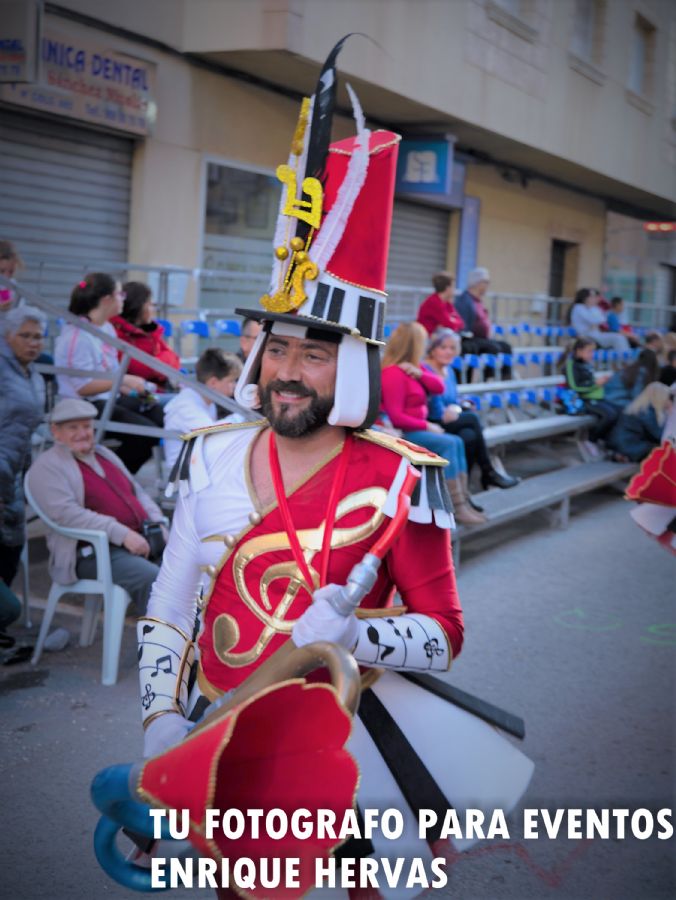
[417,272,464,335]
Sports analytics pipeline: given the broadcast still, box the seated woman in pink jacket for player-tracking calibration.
[380,322,485,525]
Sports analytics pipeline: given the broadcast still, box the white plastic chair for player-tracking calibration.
[24,474,132,686]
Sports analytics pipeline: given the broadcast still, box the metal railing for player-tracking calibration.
[15,254,675,335]
[1,275,261,447]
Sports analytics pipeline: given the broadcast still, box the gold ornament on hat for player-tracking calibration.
[260,98,324,314]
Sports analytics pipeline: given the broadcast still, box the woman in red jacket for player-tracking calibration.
[111,282,180,391]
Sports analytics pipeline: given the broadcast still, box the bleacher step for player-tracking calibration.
[456,460,637,537]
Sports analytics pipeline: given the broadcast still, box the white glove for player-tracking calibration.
[143,712,193,758]
[292,585,359,651]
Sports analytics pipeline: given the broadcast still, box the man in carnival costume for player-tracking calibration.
[135,39,532,896]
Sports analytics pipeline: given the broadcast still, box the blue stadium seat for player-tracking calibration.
[520,323,531,334]
[383,323,395,338]
[529,352,541,364]
[489,394,503,409]
[516,353,529,366]
[507,391,520,407]
[181,320,210,338]
[567,327,576,337]
[465,354,480,369]
[509,325,520,336]
[466,395,482,411]
[522,389,538,404]
[451,356,464,371]
[156,318,173,337]
[493,325,505,336]
[214,319,241,336]
[499,353,513,369]
[481,353,497,369]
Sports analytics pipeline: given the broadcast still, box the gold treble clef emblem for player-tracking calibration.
[213,488,387,667]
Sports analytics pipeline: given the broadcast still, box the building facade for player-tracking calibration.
[0,0,674,325]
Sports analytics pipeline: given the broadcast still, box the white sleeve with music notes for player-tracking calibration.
[137,618,194,726]
[353,613,451,672]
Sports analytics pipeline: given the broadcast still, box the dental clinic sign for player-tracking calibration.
[0,26,157,135]
[395,137,465,208]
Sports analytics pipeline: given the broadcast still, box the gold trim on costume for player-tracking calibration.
[328,131,402,157]
[356,605,408,619]
[180,419,264,442]
[138,616,191,644]
[357,428,448,467]
[216,487,387,667]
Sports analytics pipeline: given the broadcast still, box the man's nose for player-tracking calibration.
[276,349,303,381]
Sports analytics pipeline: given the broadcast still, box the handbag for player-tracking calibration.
[141,520,167,561]
[625,440,676,506]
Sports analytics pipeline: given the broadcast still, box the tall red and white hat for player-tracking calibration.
[235,38,400,429]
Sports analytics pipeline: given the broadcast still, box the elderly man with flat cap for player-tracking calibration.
[27,398,166,610]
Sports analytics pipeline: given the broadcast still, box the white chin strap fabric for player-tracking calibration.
[233,322,375,429]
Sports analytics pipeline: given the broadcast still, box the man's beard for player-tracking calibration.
[259,379,334,438]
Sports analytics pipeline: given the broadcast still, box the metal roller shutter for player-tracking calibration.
[386,199,450,321]
[0,106,133,306]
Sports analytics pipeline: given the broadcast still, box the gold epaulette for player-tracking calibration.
[356,429,447,467]
[181,418,265,442]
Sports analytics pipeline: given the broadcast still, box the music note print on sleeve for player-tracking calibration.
[366,624,395,662]
[142,683,156,710]
[150,654,173,677]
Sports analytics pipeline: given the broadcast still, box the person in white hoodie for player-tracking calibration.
[163,348,242,469]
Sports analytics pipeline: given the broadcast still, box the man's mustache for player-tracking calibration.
[266,380,316,399]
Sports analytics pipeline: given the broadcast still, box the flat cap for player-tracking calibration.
[50,398,98,424]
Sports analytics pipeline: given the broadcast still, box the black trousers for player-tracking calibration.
[461,337,513,381]
[434,411,492,475]
[0,543,22,587]
[93,397,164,474]
[584,400,619,442]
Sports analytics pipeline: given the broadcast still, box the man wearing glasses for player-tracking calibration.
[0,305,45,634]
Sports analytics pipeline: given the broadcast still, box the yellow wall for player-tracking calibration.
[463,164,606,296]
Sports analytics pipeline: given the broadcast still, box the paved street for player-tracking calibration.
[1,489,674,900]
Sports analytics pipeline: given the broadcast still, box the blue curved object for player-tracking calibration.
[94,815,166,892]
[91,764,175,891]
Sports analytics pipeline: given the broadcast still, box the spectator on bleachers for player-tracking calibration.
[237,317,262,363]
[563,337,619,448]
[417,272,465,336]
[0,240,24,312]
[380,323,485,525]
[111,282,180,391]
[424,329,519,491]
[659,349,676,387]
[0,305,45,602]
[55,273,165,473]
[606,296,641,348]
[164,349,243,470]
[26,399,165,608]
[455,267,513,380]
[607,383,673,463]
[603,349,659,411]
[569,288,629,352]
[644,330,665,358]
